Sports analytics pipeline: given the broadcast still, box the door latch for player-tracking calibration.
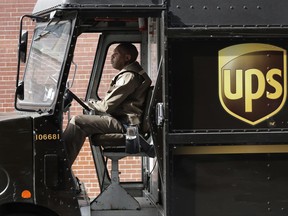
[156,102,164,127]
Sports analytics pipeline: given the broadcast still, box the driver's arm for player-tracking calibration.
[88,72,140,113]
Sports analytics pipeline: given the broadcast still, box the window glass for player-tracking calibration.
[17,20,72,111]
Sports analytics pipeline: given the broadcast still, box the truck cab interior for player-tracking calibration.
[63,16,162,212]
[65,16,163,212]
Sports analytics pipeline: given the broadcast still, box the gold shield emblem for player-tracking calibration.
[219,43,287,125]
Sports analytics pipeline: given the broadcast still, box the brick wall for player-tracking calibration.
[0,0,36,111]
[0,0,141,198]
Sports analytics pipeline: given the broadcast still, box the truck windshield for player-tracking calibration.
[17,20,72,112]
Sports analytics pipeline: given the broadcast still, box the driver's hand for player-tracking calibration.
[88,98,97,104]
[80,99,94,110]
[86,99,105,115]
[87,98,98,109]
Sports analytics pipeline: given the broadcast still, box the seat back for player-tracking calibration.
[139,86,153,137]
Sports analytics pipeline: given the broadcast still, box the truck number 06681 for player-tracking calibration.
[35,133,60,141]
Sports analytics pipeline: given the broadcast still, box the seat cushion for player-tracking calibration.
[91,133,125,147]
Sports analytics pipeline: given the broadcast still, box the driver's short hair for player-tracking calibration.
[117,43,138,63]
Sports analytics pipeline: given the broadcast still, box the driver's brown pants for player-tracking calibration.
[62,114,124,166]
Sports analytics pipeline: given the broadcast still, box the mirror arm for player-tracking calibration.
[15,81,24,101]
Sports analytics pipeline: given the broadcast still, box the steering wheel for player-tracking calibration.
[64,89,92,111]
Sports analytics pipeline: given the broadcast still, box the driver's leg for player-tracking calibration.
[63,114,124,166]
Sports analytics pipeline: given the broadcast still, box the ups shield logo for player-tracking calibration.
[219,43,287,125]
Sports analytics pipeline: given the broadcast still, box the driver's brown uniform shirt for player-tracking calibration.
[89,61,152,125]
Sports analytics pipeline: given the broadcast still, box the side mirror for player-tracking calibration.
[19,31,28,63]
[16,81,24,100]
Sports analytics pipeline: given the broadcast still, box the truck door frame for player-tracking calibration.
[85,31,144,191]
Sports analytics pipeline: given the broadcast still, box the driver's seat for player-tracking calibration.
[89,86,154,210]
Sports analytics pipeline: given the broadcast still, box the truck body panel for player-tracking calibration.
[2,0,288,215]
[168,0,288,27]
[0,114,33,204]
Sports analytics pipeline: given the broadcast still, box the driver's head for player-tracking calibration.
[111,43,138,70]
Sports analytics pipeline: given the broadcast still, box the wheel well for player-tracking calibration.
[0,202,59,216]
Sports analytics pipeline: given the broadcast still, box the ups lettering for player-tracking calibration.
[218,43,287,125]
[223,68,282,112]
